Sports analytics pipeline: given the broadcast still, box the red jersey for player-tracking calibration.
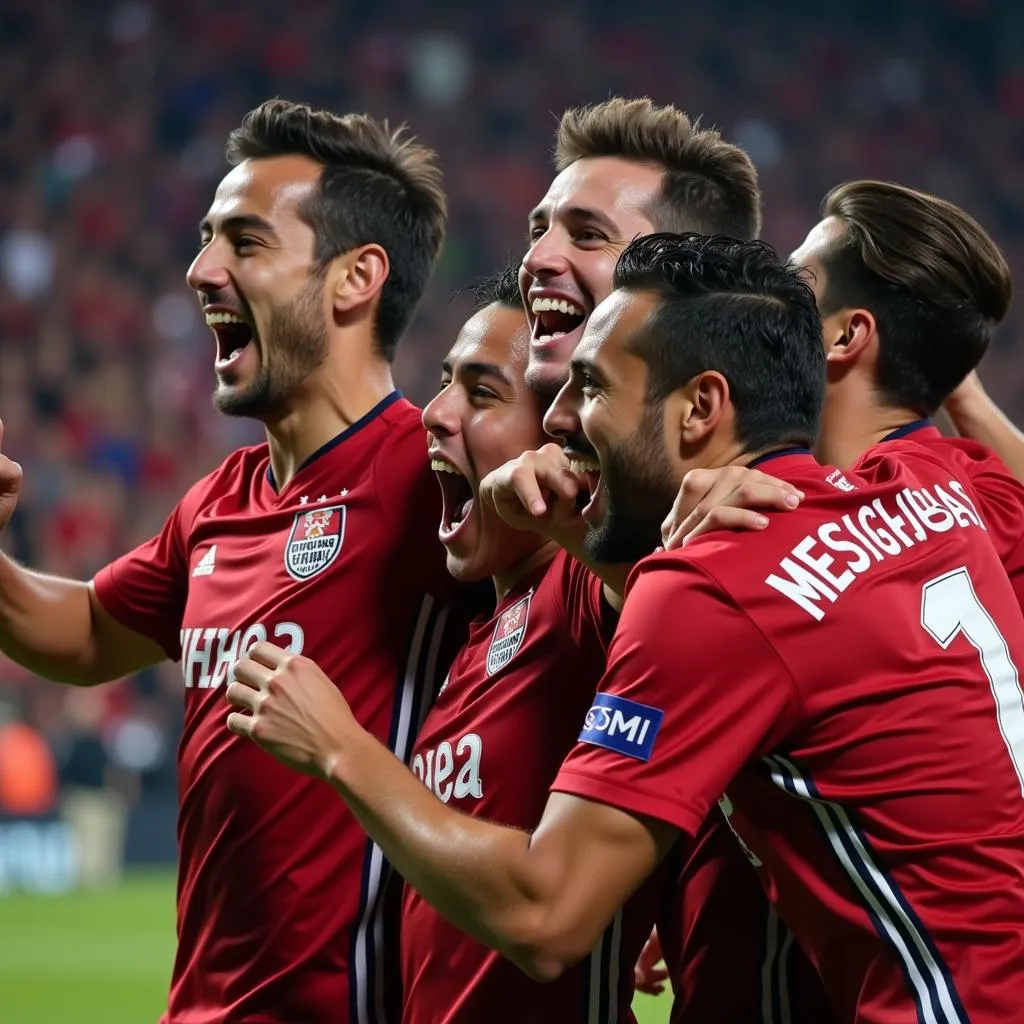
[554,451,1024,1024]
[658,813,834,1024]
[402,550,665,1023]
[859,419,1024,606]
[93,394,474,1024]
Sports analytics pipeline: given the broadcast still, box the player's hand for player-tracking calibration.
[226,642,355,778]
[0,419,24,532]
[943,369,985,413]
[478,443,583,540]
[660,465,803,550]
[633,927,668,995]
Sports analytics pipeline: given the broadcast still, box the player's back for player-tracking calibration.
[689,451,1024,1023]
[94,394,476,1023]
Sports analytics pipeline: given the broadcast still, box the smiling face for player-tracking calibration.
[520,156,662,398]
[554,289,680,564]
[422,304,549,583]
[187,154,332,420]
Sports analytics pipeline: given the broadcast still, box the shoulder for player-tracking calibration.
[179,443,269,517]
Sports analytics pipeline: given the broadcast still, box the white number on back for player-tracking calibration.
[921,566,1024,795]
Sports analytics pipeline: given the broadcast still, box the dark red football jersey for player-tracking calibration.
[555,451,1024,1024]
[658,812,834,1024]
[93,393,475,1024]
[402,550,666,1023]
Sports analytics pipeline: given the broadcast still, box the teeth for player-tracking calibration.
[536,333,567,343]
[449,519,462,530]
[431,458,462,475]
[568,458,600,474]
[531,297,583,317]
[206,311,246,325]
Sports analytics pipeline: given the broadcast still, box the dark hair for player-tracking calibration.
[226,99,448,362]
[818,180,1012,415]
[555,98,762,240]
[470,261,523,312]
[614,233,824,451]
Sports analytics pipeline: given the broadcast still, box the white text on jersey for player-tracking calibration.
[411,733,484,803]
[766,479,984,621]
[179,621,304,688]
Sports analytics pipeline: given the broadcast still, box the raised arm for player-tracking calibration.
[943,372,1024,482]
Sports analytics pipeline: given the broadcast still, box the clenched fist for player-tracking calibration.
[0,419,23,532]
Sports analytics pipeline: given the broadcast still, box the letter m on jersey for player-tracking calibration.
[285,504,346,581]
[579,693,664,761]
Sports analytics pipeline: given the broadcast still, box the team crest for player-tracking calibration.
[486,591,532,676]
[285,504,346,581]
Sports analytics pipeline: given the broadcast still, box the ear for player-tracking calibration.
[329,244,391,315]
[670,370,730,448]
[824,308,876,367]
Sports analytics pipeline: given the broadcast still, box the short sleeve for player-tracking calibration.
[552,554,801,838]
[92,499,190,661]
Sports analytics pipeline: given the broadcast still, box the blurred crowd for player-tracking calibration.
[1,0,1022,872]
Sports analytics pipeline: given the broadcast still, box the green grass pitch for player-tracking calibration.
[0,872,671,1022]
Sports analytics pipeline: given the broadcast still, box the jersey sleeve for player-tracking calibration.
[91,496,192,661]
[551,554,802,838]
[943,438,1024,607]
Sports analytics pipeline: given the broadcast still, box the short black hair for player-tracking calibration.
[470,261,523,312]
[226,99,448,362]
[614,233,825,451]
[819,181,1012,415]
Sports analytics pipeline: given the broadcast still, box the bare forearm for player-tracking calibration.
[324,730,560,973]
[0,553,161,685]
[945,378,1024,481]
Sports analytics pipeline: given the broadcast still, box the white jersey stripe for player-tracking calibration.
[352,595,443,1024]
[765,755,967,1024]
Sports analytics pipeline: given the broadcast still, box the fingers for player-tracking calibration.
[226,679,262,712]
[247,641,289,669]
[226,710,255,738]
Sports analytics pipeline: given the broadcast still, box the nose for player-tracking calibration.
[522,226,571,282]
[186,240,231,296]
[422,384,461,438]
[542,381,581,441]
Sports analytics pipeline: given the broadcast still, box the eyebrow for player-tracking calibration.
[440,359,512,385]
[198,214,278,238]
[527,204,620,236]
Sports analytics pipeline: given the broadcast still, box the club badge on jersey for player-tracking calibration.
[486,591,532,675]
[285,503,347,581]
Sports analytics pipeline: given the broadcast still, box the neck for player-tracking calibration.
[492,540,562,603]
[265,349,395,490]
[815,382,921,469]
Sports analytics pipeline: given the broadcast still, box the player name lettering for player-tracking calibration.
[766,479,984,621]
[411,733,484,804]
[179,620,304,689]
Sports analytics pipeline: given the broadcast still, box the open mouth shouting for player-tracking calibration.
[529,294,589,354]
[206,306,257,378]
[430,451,477,546]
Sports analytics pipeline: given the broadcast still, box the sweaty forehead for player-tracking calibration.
[206,155,322,223]
[533,156,663,230]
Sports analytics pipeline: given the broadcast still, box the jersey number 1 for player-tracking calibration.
[921,566,1024,796]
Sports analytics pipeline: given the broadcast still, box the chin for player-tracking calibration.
[445,551,492,585]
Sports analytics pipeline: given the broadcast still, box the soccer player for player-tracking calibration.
[226,233,1024,1023]
[515,98,832,1024]
[399,263,660,1021]
[663,182,1023,605]
[0,100,473,1023]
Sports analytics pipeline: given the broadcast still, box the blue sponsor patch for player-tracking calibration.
[578,693,664,762]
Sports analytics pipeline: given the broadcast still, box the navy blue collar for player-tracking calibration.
[266,390,403,493]
[748,446,813,470]
[880,418,932,443]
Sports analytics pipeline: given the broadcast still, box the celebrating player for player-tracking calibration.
[226,233,1024,1023]
[0,100,474,1023]
[394,263,662,1021]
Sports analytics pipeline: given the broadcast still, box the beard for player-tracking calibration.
[214,275,329,420]
[584,405,679,565]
